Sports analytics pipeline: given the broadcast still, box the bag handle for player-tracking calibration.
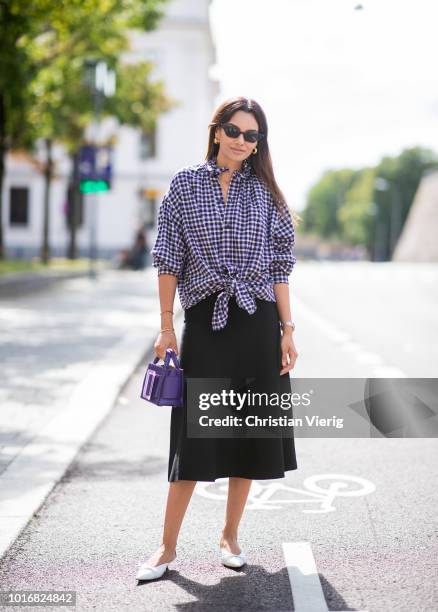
[152,348,182,403]
[153,348,181,369]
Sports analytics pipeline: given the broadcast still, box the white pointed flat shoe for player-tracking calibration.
[136,554,176,581]
[220,546,247,568]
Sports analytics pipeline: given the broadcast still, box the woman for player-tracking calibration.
[136,96,299,582]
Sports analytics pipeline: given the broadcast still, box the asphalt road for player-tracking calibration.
[1,262,437,611]
[290,262,438,379]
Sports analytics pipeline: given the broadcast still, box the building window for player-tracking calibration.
[140,127,157,160]
[9,187,29,226]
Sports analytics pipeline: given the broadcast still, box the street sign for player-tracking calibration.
[79,145,113,192]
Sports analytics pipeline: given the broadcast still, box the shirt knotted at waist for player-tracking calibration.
[211,275,259,331]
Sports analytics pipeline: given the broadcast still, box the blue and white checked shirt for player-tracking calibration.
[150,155,297,331]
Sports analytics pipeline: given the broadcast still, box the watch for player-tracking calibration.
[280,320,296,332]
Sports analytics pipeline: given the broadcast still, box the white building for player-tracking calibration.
[2,0,218,260]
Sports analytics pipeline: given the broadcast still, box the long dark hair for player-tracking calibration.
[206,96,300,224]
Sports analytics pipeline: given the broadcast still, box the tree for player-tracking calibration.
[302,168,356,239]
[338,167,376,253]
[373,147,438,260]
[0,0,170,260]
[28,55,174,261]
[301,146,438,260]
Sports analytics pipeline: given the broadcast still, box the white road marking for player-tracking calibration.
[282,541,369,612]
[282,541,328,612]
[195,474,376,512]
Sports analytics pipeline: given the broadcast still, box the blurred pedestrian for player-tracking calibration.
[129,228,148,270]
[117,227,149,270]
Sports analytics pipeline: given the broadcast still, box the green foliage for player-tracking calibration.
[302,168,356,238]
[0,0,173,258]
[302,146,438,259]
[0,0,171,151]
[373,146,438,259]
[105,62,176,133]
[338,167,375,246]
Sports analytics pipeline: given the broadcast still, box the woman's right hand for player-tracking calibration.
[154,330,179,360]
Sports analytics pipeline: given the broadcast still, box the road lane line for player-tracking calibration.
[282,541,328,612]
[282,542,368,612]
[282,541,369,612]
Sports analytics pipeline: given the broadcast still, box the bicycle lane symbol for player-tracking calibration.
[195,473,376,512]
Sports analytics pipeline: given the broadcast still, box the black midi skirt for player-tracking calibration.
[168,291,298,482]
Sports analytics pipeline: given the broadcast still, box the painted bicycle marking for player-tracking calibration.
[195,473,375,512]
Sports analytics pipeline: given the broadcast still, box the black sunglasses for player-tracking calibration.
[220,122,265,143]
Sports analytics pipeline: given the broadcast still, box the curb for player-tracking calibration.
[0,301,183,562]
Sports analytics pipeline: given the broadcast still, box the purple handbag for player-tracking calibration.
[140,348,184,407]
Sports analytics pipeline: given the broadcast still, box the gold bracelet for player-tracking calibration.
[161,310,174,315]
[160,327,175,333]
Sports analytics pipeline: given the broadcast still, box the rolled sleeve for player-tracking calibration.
[150,175,186,278]
[269,204,297,285]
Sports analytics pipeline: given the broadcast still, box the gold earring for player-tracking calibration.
[252,146,258,154]
[214,137,219,144]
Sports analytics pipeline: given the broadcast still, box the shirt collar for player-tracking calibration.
[204,155,253,180]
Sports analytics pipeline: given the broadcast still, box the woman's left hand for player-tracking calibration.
[280,332,298,375]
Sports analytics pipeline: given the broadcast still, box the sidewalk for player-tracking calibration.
[0,263,109,297]
[0,267,182,561]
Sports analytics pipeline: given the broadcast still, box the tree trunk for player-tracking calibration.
[67,150,80,259]
[0,92,6,259]
[41,137,53,264]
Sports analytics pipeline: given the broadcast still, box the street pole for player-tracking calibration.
[374,177,393,261]
[41,138,53,264]
[88,87,103,280]
[82,59,115,279]
[389,184,402,258]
